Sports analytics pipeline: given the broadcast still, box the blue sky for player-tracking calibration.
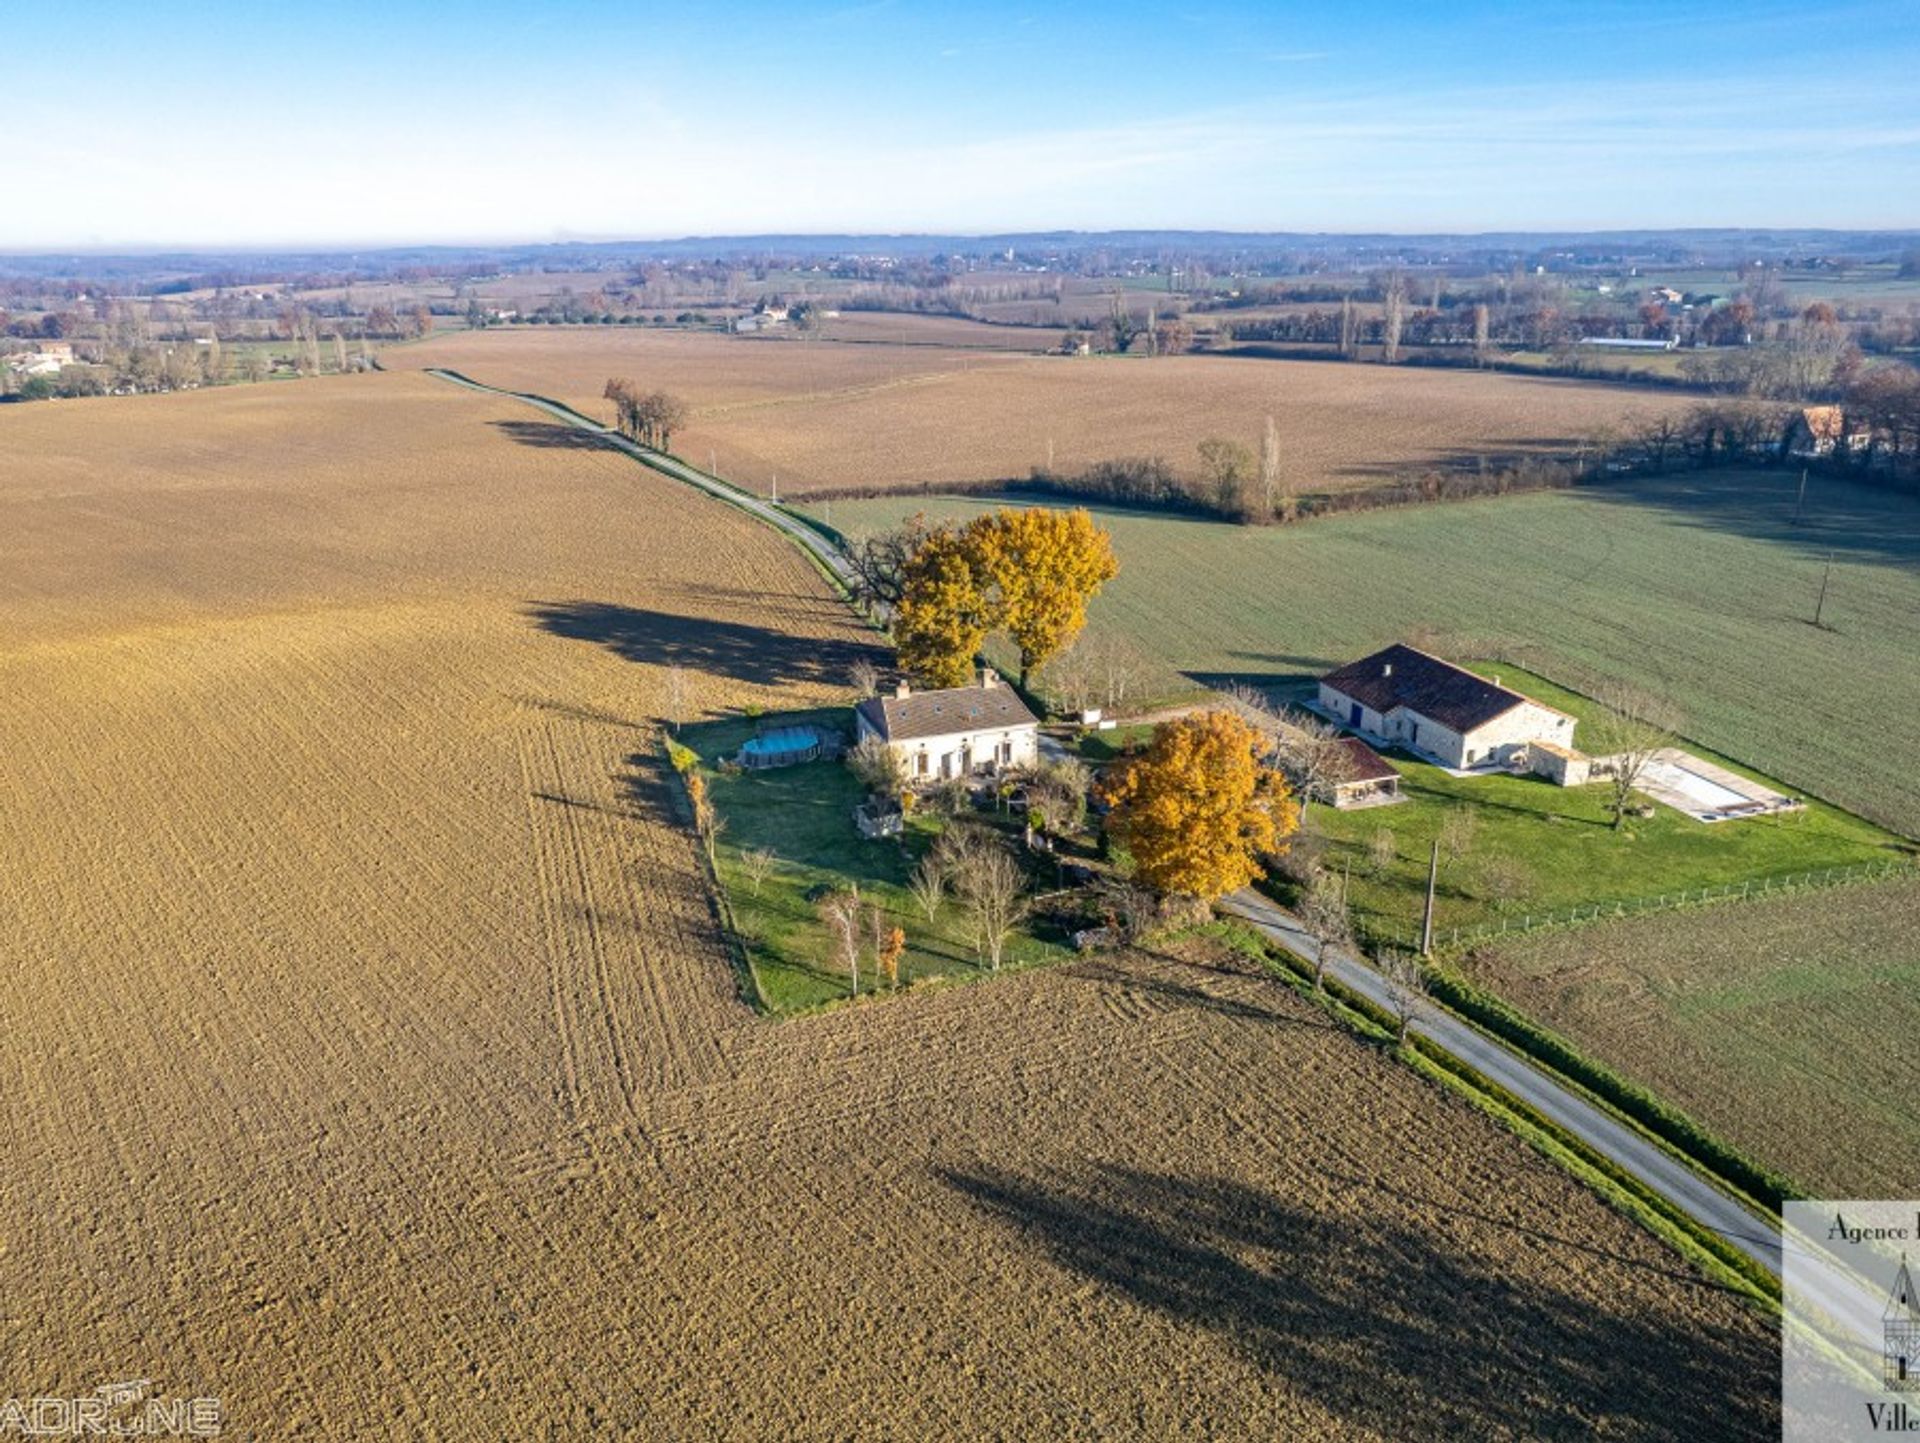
[7,0,1919,247]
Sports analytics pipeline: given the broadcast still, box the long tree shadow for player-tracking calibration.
[488,418,615,450]
[527,599,888,690]
[940,1161,1776,1440]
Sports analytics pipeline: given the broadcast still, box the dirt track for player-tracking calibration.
[0,376,1773,1438]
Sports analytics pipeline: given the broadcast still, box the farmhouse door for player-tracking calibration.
[1349,702,1361,726]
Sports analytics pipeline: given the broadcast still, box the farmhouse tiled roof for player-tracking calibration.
[1800,405,1846,441]
[1322,644,1534,735]
[1331,736,1399,786]
[856,679,1038,743]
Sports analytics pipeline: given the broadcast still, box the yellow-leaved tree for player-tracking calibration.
[1095,710,1298,901]
[893,526,993,688]
[971,506,1120,687]
[892,506,1118,689]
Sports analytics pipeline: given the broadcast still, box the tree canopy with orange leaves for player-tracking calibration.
[1095,710,1298,902]
[894,525,995,688]
[969,506,1120,687]
[892,506,1118,689]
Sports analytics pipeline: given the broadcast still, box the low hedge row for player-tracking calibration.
[1426,968,1799,1211]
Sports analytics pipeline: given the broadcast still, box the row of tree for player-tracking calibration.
[602,378,690,449]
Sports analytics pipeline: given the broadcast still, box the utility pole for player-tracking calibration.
[1813,551,1835,630]
[1793,468,1809,526]
[1419,839,1439,957]
[771,473,779,503]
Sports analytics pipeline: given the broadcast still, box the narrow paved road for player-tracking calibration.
[1222,888,1882,1341]
[426,368,859,594]
[429,364,1876,1339]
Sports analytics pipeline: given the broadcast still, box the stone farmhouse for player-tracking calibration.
[855,670,1039,784]
[1318,644,1576,771]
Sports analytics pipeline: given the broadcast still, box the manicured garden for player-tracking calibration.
[675,710,1077,1013]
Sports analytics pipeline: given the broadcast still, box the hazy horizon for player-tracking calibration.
[10,0,1919,249]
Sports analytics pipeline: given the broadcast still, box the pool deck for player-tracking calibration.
[1635,748,1801,823]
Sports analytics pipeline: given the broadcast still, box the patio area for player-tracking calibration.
[1635,749,1803,824]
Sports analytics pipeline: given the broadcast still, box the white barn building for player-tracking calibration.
[854,670,1039,784]
[1319,644,1576,770]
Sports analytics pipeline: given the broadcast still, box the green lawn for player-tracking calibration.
[804,467,1920,837]
[679,712,1073,1013]
[1305,744,1902,948]
[1065,664,1907,945]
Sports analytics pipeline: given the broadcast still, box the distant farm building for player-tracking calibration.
[1577,336,1678,352]
[1785,405,1868,459]
[855,670,1038,784]
[1318,644,1576,771]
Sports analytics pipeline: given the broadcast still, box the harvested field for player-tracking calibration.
[813,467,1920,836]
[390,327,1687,499]
[0,373,1776,1436]
[388,324,1026,427]
[818,310,1069,350]
[1470,877,1920,1199]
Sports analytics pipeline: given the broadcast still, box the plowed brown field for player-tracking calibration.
[392,327,1690,499]
[0,375,1772,1437]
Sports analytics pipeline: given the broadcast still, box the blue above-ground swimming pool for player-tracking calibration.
[738,726,824,768]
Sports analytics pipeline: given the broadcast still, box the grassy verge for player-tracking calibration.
[1235,930,1776,1306]
[1424,966,1800,1209]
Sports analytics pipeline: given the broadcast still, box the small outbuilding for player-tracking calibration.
[1327,736,1402,809]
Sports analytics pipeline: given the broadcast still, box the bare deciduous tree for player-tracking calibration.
[818,886,864,996]
[1197,437,1256,520]
[1367,827,1398,877]
[663,663,689,733]
[1376,947,1430,1046]
[1298,869,1354,994]
[907,854,948,924]
[1587,684,1682,832]
[739,846,778,897]
[847,734,908,799]
[954,841,1030,971]
[1381,273,1408,364]
[1477,854,1532,911]
[849,657,881,699]
[1259,413,1293,524]
[1437,807,1477,863]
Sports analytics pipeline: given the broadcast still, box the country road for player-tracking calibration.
[426,365,1876,1341]
[425,368,860,595]
[1220,889,1883,1343]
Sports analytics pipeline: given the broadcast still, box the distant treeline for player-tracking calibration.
[799,387,1920,527]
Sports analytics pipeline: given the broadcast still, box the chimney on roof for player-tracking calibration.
[895,680,911,700]
[1383,662,1393,677]
[979,667,998,689]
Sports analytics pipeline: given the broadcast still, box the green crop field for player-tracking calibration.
[1470,875,1920,1198]
[805,467,1920,837]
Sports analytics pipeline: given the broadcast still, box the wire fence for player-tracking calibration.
[1374,857,1915,953]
